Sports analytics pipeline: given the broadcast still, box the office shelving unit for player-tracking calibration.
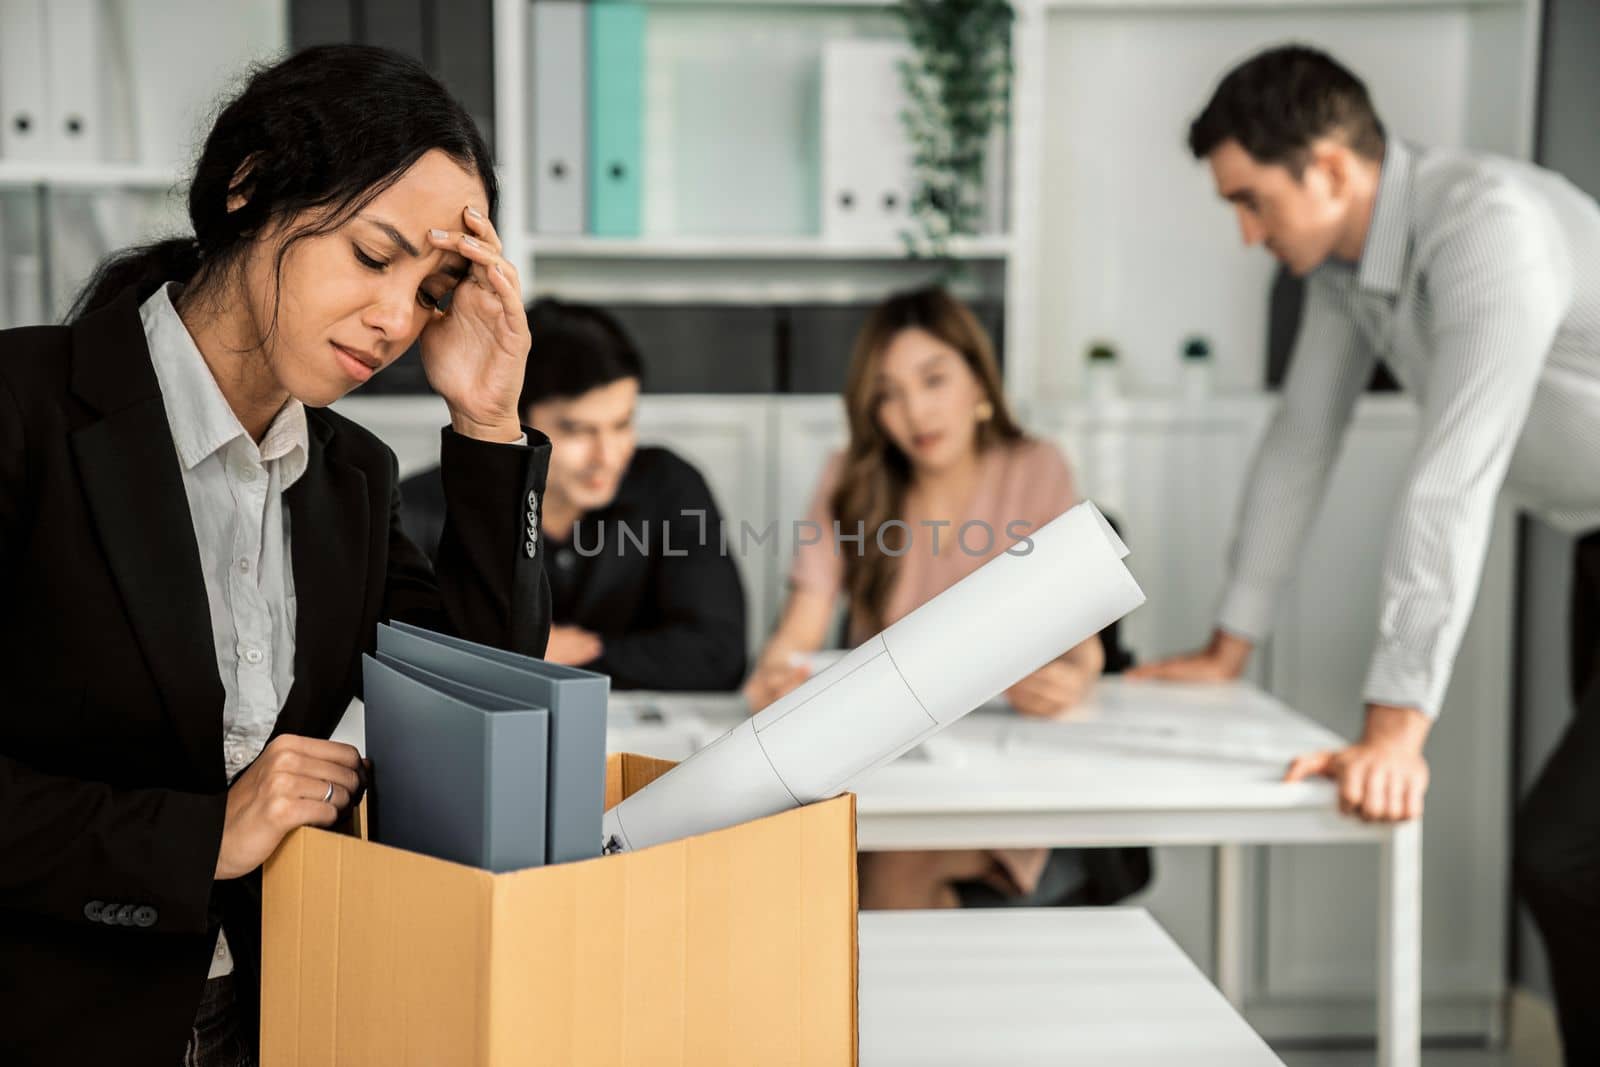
[0,0,285,322]
[494,0,1049,416]
[0,163,182,190]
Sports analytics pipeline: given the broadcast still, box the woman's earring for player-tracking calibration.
[976,400,994,423]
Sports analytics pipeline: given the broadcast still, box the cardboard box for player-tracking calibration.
[261,754,859,1065]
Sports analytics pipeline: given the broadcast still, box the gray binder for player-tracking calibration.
[362,654,549,873]
[378,622,610,864]
[531,0,589,234]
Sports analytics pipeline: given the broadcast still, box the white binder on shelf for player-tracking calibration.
[42,0,107,163]
[820,39,914,246]
[530,0,588,236]
[0,0,49,161]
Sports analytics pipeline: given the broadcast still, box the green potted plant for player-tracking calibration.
[895,0,1014,262]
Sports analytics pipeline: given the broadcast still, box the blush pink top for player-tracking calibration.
[792,437,1080,644]
[788,437,1080,896]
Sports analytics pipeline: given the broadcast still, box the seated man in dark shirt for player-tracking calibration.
[400,299,747,690]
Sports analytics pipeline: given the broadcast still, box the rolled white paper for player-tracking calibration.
[602,501,1146,852]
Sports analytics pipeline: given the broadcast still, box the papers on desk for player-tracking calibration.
[997,681,1348,766]
[605,681,1350,772]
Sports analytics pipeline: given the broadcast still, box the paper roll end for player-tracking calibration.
[1081,500,1130,559]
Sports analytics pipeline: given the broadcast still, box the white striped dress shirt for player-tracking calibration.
[1219,138,1600,717]
[142,282,307,977]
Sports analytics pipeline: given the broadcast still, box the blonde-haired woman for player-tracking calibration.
[744,286,1104,910]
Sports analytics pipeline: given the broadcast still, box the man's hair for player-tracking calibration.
[519,298,645,411]
[1187,45,1386,175]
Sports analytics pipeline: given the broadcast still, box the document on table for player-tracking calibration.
[996,682,1348,766]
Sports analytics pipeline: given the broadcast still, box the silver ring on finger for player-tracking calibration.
[321,780,334,805]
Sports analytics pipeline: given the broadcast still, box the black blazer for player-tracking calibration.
[401,446,746,691]
[0,290,552,1066]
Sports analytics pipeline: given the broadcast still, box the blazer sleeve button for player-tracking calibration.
[115,904,137,927]
[133,906,158,929]
[83,900,104,922]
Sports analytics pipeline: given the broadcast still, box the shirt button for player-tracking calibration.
[243,648,264,665]
[238,465,258,483]
[238,558,251,574]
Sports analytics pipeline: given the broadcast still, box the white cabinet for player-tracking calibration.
[1053,397,1273,673]
[329,396,451,480]
[633,396,774,654]
[1049,394,1511,1041]
[1049,396,1274,982]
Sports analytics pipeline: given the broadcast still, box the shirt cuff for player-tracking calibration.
[440,426,536,449]
[1362,646,1444,719]
[1216,581,1277,643]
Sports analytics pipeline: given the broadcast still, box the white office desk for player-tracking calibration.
[608,679,1422,1067]
[860,908,1282,1066]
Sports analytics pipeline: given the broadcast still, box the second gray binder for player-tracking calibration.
[378,622,610,864]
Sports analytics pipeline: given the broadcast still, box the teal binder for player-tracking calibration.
[588,1,644,237]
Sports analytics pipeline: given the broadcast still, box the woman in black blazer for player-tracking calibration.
[0,47,550,1066]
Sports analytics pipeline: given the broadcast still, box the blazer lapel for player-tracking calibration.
[68,292,224,785]
[275,416,369,741]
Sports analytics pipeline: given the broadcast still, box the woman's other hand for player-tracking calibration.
[1004,658,1095,718]
[742,655,812,714]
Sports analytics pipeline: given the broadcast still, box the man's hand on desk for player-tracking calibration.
[1126,629,1253,683]
[1283,703,1433,822]
[545,624,603,666]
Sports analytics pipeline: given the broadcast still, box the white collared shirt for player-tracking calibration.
[1218,139,1600,717]
[141,282,307,978]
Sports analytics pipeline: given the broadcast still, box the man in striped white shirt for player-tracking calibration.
[1132,46,1600,1059]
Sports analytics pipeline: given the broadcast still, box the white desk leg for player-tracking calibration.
[1215,843,1245,1008]
[1378,821,1423,1067]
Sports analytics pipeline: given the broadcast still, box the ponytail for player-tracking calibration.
[68,236,201,322]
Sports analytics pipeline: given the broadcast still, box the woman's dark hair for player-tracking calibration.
[1187,45,1386,175]
[70,44,497,323]
[517,298,645,413]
